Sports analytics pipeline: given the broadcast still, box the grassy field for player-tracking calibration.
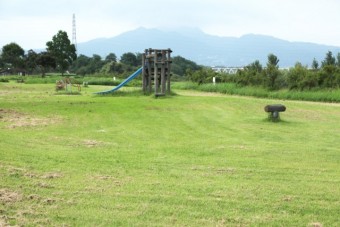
[0,82,339,226]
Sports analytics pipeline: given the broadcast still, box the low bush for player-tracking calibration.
[173,82,340,102]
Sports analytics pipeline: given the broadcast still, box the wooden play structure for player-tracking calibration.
[56,77,81,92]
[142,48,172,96]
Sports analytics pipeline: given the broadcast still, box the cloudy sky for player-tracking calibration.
[1,0,340,49]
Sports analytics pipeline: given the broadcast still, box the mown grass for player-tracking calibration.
[0,75,138,87]
[0,82,339,226]
[173,82,340,103]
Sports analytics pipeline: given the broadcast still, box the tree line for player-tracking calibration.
[0,30,200,78]
[231,51,340,90]
[2,29,340,90]
[187,51,340,90]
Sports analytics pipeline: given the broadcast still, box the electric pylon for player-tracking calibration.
[72,13,77,54]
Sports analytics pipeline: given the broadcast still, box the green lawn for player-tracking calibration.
[0,82,339,226]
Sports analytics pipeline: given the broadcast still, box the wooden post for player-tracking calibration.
[166,49,172,94]
[142,53,146,93]
[160,50,166,94]
[154,50,158,94]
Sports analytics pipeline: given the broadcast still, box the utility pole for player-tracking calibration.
[72,13,77,54]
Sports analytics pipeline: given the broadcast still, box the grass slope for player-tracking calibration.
[0,83,339,226]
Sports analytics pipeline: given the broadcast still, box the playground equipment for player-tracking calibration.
[95,48,172,96]
[94,67,143,94]
[264,104,286,121]
[142,48,172,96]
[56,77,81,92]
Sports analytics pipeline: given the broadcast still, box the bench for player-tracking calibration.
[264,104,286,120]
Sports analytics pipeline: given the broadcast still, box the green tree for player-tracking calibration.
[311,58,319,70]
[187,67,217,85]
[265,53,281,90]
[105,53,117,63]
[337,53,340,68]
[88,54,104,74]
[286,62,317,90]
[136,53,143,66]
[319,51,337,87]
[46,30,76,75]
[1,42,25,71]
[321,51,336,67]
[236,60,264,86]
[172,56,201,76]
[120,52,138,67]
[25,49,39,74]
[69,54,91,75]
[36,52,56,77]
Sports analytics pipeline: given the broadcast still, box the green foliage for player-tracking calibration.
[120,52,139,67]
[36,52,57,77]
[86,54,105,74]
[100,62,130,75]
[1,42,25,71]
[186,67,217,84]
[0,77,9,82]
[46,30,76,75]
[318,65,339,88]
[104,53,117,63]
[173,81,340,102]
[233,51,340,91]
[265,53,281,90]
[321,51,336,67]
[235,60,264,86]
[311,58,319,70]
[172,56,202,76]
[25,49,39,74]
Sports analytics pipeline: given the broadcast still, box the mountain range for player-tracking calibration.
[77,27,340,67]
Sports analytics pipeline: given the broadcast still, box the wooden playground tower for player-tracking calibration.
[142,48,172,96]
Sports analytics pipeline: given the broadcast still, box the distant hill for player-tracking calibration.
[77,27,340,67]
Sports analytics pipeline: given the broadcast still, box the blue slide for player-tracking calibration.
[94,67,143,94]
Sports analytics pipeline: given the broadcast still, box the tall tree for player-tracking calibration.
[25,49,39,74]
[46,30,76,75]
[36,52,56,77]
[120,52,138,66]
[265,53,281,90]
[105,53,117,63]
[321,51,336,67]
[1,42,25,71]
[311,58,319,70]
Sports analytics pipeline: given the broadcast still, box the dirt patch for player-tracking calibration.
[308,222,323,227]
[0,218,9,227]
[41,172,63,179]
[91,175,126,186]
[82,139,104,147]
[36,182,54,189]
[281,195,294,202]
[43,198,56,204]
[0,188,22,204]
[0,108,61,129]
[216,167,236,174]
